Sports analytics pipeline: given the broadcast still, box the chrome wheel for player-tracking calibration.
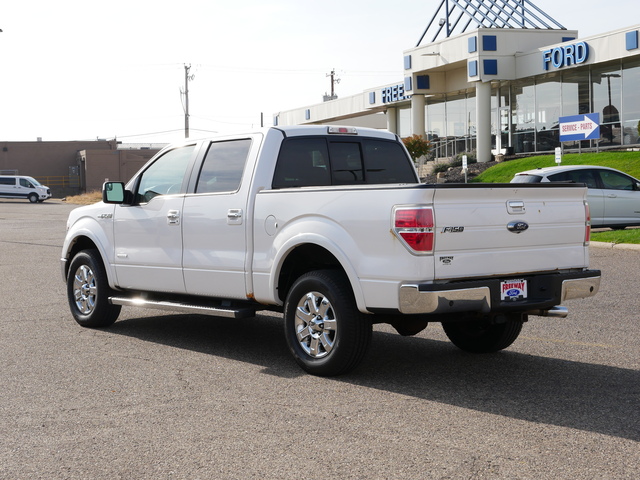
[66,250,121,328]
[284,270,372,376]
[294,291,338,358]
[73,264,97,315]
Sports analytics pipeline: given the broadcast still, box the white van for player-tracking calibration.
[0,175,52,203]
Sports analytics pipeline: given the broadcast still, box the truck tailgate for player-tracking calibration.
[431,184,589,281]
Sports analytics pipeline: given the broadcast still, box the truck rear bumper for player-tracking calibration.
[398,270,601,315]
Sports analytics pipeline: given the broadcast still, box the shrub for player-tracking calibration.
[402,135,431,162]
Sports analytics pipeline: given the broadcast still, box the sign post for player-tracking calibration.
[462,155,468,183]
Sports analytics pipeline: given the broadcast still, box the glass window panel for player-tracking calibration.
[426,98,446,158]
[397,108,412,138]
[196,139,251,194]
[592,63,622,146]
[330,142,364,184]
[137,145,195,203]
[272,138,331,188]
[536,75,561,151]
[511,79,535,153]
[561,68,591,149]
[622,60,640,145]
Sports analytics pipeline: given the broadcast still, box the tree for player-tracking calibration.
[402,135,431,162]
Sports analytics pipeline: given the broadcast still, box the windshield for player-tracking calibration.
[511,174,542,184]
[25,176,42,186]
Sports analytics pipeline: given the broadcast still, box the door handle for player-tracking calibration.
[167,210,180,225]
[227,209,243,225]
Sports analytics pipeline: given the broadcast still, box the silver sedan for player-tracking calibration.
[511,165,640,229]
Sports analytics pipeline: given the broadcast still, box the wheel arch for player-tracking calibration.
[274,238,367,313]
[62,230,116,288]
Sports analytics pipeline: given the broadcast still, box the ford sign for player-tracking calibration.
[507,221,529,233]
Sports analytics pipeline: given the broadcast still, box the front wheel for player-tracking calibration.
[283,270,372,376]
[67,249,121,328]
[28,193,38,203]
[442,315,523,353]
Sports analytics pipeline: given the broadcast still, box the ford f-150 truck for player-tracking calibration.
[61,125,600,376]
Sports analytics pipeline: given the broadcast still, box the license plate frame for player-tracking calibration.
[500,279,528,301]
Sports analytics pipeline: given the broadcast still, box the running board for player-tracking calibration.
[109,296,256,319]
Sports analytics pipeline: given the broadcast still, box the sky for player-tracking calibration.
[1,0,637,144]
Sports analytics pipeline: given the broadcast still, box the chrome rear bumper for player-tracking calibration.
[399,271,601,316]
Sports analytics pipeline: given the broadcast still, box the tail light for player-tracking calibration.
[393,207,434,254]
[584,201,591,246]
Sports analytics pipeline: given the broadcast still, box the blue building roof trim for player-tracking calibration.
[416,0,566,46]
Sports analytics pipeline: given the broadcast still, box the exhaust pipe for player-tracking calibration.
[524,306,568,318]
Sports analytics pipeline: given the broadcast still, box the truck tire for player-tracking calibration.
[442,315,523,353]
[28,193,38,203]
[67,249,121,328]
[283,270,372,376]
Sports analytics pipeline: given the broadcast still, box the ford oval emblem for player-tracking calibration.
[507,221,529,233]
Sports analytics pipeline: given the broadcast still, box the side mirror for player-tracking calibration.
[103,182,126,204]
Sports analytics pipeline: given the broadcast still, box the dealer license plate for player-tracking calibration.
[500,279,528,301]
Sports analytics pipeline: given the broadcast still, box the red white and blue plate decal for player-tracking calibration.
[500,279,527,301]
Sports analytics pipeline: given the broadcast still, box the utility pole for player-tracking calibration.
[323,69,340,102]
[181,64,195,138]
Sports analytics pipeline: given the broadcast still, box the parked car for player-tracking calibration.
[0,175,52,203]
[511,165,640,229]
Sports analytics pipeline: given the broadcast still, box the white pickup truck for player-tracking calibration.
[61,125,601,376]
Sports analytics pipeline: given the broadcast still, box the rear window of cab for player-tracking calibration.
[272,137,417,188]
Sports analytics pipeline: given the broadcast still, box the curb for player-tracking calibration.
[590,241,640,251]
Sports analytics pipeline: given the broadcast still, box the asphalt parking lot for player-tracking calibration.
[1,198,638,479]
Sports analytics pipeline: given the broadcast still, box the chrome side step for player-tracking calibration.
[109,296,256,319]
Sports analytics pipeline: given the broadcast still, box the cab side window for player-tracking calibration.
[195,139,251,194]
[597,170,635,190]
[136,145,195,203]
[19,178,34,188]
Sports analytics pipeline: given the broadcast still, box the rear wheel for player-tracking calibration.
[67,249,121,328]
[442,315,523,353]
[283,270,372,376]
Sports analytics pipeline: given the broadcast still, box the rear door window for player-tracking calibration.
[195,139,251,194]
[548,170,598,188]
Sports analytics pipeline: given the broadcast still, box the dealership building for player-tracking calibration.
[274,1,640,163]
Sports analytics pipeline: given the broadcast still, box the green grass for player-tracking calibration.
[591,228,640,244]
[473,151,640,183]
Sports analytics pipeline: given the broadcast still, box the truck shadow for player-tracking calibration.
[108,311,639,442]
